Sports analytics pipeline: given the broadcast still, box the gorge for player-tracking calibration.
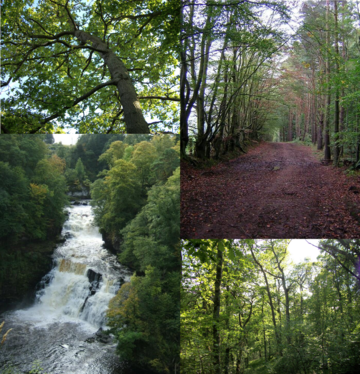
[0,202,133,374]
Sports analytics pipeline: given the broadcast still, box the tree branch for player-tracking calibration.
[138,96,180,101]
[28,79,118,133]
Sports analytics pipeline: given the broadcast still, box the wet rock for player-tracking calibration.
[56,237,66,244]
[87,269,102,286]
[63,232,74,240]
[95,328,112,344]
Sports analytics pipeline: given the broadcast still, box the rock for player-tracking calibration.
[63,232,74,240]
[60,344,69,349]
[85,337,95,343]
[95,328,112,344]
[55,237,66,244]
[87,269,102,295]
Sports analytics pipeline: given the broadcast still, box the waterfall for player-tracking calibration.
[0,203,137,374]
[15,203,131,329]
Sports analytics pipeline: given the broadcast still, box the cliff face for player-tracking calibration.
[0,238,59,310]
[101,231,121,255]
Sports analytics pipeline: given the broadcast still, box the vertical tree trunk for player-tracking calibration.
[250,247,280,347]
[288,109,293,142]
[180,5,189,158]
[213,243,223,374]
[324,0,332,161]
[334,0,341,166]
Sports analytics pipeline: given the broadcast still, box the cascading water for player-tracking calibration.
[0,203,134,374]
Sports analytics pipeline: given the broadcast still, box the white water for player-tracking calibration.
[14,203,131,330]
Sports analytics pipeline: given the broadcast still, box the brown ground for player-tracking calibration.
[181,142,360,239]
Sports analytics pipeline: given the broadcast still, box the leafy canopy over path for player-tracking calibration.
[181,142,360,238]
[1,0,180,134]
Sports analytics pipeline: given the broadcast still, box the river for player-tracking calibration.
[0,203,135,374]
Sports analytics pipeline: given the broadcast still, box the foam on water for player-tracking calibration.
[14,203,131,330]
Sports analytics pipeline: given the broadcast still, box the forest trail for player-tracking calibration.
[181,142,360,238]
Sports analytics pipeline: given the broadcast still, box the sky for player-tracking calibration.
[288,239,321,264]
[54,134,80,145]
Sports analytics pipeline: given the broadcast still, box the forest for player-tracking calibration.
[181,239,360,374]
[180,0,360,165]
[1,0,180,134]
[0,134,180,373]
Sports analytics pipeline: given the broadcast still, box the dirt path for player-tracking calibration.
[181,142,360,238]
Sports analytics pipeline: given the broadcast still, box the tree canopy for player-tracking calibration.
[1,0,181,134]
[0,135,68,241]
[181,239,360,374]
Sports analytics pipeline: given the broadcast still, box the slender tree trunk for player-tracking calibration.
[288,109,293,142]
[324,0,332,161]
[334,0,341,166]
[250,247,280,347]
[318,107,324,150]
[213,244,223,374]
[180,7,189,157]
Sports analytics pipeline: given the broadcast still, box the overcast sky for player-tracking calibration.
[53,134,80,145]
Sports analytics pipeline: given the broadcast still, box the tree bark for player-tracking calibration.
[333,0,341,165]
[324,0,332,161]
[74,30,149,134]
[213,243,223,374]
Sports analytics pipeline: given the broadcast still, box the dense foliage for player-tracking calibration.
[0,135,68,241]
[0,134,180,374]
[0,135,69,307]
[96,136,180,373]
[181,239,360,374]
[1,0,180,133]
[90,135,179,244]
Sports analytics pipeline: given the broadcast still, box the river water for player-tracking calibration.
[0,203,134,374]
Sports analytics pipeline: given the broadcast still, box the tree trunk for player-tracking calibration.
[213,244,223,374]
[250,247,280,347]
[324,0,331,161]
[333,0,341,166]
[288,109,293,142]
[74,30,149,134]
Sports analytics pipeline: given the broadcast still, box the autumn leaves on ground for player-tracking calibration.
[181,142,360,239]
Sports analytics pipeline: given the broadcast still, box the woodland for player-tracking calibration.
[181,239,360,374]
[180,0,360,166]
[1,0,180,134]
[0,134,180,373]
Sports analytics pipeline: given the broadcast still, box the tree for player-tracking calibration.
[44,134,55,144]
[180,0,289,158]
[181,239,360,374]
[1,0,181,134]
[0,135,68,241]
[75,158,86,182]
[91,159,143,239]
[131,141,157,187]
[107,167,180,374]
